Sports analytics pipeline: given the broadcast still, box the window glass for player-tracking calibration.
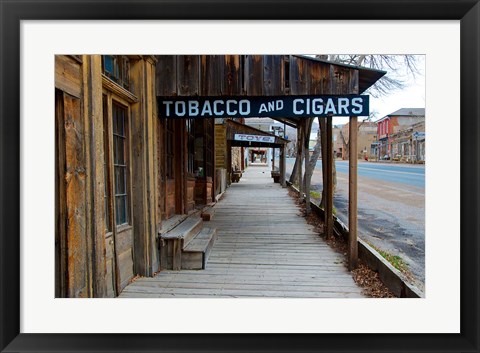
[112,102,129,225]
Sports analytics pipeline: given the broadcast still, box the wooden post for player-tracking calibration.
[281,144,286,187]
[348,116,358,270]
[304,120,311,214]
[272,147,275,171]
[298,124,303,200]
[326,116,333,239]
[83,55,107,297]
[227,140,232,185]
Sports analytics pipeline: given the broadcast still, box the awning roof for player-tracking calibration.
[293,55,387,94]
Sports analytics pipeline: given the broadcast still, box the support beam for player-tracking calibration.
[326,116,333,239]
[280,145,286,187]
[272,147,275,171]
[348,116,358,270]
[304,120,311,214]
[297,124,304,201]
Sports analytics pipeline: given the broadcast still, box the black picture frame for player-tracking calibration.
[1,1,479,352]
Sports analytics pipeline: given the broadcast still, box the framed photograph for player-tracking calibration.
[1,0,478,352]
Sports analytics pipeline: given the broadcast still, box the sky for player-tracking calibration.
[332,55,426,126]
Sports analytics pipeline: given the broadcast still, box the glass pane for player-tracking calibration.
[113,136,125,165]
[104,55,114,75]
[114,166,126,194]
[115,196,126,225]
[113,105,125,136]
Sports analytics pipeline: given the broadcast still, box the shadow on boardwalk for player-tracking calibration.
[121,165,364,298]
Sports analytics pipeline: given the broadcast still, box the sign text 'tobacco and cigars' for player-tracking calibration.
[158,95,369,119]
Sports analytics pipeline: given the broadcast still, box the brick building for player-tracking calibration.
[376,108,425,159]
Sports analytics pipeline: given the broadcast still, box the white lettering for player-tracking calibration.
[337,98,349,115]
[324,98,337,115]
[188,101,199,116]
[351,97,363,114]
[276,100,284,110]
[239,100,250,115]
[259,103,268,114]
[175,101,186,116]
[163,101,173,117]
[293,99,304,114]
[201,101,213,116]
[268,101,275,111]
[312,98,323,115]
[226,100,237,115]
[213,100,224,115]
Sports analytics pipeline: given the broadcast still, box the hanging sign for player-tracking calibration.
[234,134,275,143]
[158,95,369,119]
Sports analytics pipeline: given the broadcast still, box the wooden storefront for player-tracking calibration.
[55,54,384,297]
[55,55,158,297]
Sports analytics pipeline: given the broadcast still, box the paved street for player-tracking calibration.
[286,158,425,291]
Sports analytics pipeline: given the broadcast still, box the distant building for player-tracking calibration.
[376,108,425,160]
[389,120,425,163]
[340,121,378,160]
[333,125,343,158]
[309,130,319,152]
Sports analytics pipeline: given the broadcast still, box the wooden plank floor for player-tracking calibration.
[121,165,364,298]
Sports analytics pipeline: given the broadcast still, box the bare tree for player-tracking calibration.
[290,54,422,212]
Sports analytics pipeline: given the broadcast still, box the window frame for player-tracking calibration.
[102,90,133,231]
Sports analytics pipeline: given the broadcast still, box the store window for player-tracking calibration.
[112,103,129,225]
[102,55,130,90]
[102,95,131,228]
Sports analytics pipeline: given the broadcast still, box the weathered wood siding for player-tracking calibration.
[177,55,200,96]
[186,178,196,212]
[55,55,82,98]
[200,55,224,96]
[263,55,284,95]
[166,180,176,218]
[244,55,264,96]
[130,57,159,277]
[194,179,214,205]
[223,55,243,95]
[156,55,360,98]
[62,92,89,297]
[156,56,177,96]
[55,55,161,297]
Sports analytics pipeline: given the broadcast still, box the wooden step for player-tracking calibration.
[161,216,203,249]
[182,227,218,270]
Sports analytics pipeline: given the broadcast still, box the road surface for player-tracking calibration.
[286,158,425,291]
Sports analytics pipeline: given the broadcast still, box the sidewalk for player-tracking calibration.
[121,165,364,298]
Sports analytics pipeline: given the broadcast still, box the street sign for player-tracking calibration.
[234,134,275,143]
[158,95,369,119]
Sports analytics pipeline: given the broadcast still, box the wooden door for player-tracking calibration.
[55,89,90,298]
[103,96,134,295]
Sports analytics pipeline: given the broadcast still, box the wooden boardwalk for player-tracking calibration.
[121,165,364,298]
